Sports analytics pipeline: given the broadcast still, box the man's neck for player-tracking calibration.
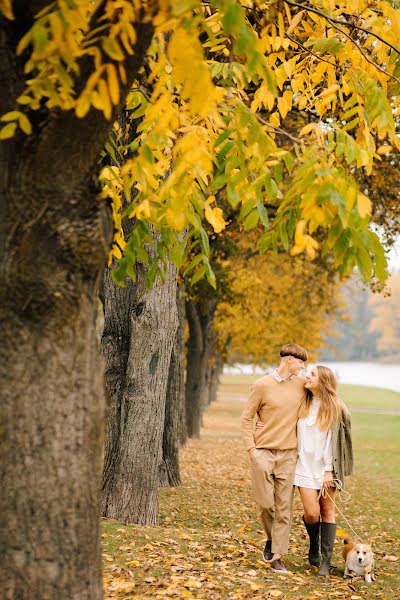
[276,364,293,380]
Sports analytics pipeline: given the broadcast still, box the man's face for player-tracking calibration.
[287,356,305,376]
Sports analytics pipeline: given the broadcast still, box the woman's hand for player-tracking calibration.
[255,420,264,431]
[323,471,334,490]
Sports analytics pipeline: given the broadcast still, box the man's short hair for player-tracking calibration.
[280,343,308,362]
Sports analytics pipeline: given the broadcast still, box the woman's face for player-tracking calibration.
[305,368,320,392]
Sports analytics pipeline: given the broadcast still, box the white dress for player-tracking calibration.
[294,398,333,490]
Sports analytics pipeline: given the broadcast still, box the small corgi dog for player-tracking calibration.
[343,538,375,583]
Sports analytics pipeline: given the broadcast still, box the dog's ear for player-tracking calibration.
[366,537,372,546]
[343,538,350,545]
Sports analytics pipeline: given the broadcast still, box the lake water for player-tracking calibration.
[224,362,400,393]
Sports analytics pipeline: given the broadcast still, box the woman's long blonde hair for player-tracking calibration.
[298,365,348,431]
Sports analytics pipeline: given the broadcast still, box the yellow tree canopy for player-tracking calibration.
[214,247,339,364]
[1,0,398,286]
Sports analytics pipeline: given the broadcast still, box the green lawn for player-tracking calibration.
[102,382,400,599]
[221,374,400,412]
[339,384,400,412]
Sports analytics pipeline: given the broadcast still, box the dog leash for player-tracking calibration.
[318,478,364,543]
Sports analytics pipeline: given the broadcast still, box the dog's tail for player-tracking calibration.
[343,538,353,545]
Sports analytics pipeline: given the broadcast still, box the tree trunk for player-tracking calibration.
[102,257,178,524]
[0,9,154,597]
[208,352,224,404]
[0,182,111,600]
[185,298,216,438]
[159,285,186,487]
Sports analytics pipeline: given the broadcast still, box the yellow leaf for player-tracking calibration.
[277,97,288,119]
[102,37,124,61]
[0,122,17,140]
[1,110,22,122]
[335,528,348,538]
[269,591,283,597]
[377,144,392,155]
[75,94,90,118]
[205,205,227,234]
[287,10,305,34]
[0,0,14,20]
[357,193,372,218]
[107,64,120,105]
[299,123,317,136]
[115,581,136,592]
[19,113,32,135]
[98,78,112,120]
[249,582,260,591]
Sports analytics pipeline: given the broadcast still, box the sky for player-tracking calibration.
[388,238,400,272]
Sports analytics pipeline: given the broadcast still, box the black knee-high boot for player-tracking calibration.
[302,516,321,567]
[317,522,336,576]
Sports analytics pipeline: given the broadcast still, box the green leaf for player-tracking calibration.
[279,222,289,250]
[239,200,255,221]
[169,244,185,269]
[256,201,269,228]
[312,37,343,55]
[183,254,203,276]
[258,231,272,254]
[191,264,206,286]
[111,261,128,286]
[243,209,259,231]
[222,2,244,34]
[146,259,159,288]
[214,128,235,148]
[199,228,210,255]
[355,246,373,282]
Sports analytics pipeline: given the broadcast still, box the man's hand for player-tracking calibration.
[323,471,334,490]
[255,420,264,431]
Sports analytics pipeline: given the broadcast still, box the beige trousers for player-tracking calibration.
[250,448,298,555]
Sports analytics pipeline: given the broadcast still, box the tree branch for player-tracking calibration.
[283,0,400,55]
[28,20,154,191]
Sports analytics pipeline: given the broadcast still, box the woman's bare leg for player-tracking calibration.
[320,487,336,523]
[298,487,320,523]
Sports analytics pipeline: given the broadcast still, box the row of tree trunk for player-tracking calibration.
[100,252,221,525]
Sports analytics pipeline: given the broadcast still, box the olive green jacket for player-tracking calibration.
[331,410,353,490]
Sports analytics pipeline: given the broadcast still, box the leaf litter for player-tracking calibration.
[103,393,400,599]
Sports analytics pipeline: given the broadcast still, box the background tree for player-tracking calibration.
[370,271,400,359]
[214,250,339,366]
[320,279,380,361]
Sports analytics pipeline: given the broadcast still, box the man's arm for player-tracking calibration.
[240,382,262,454]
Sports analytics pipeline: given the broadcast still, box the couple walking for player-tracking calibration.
[241,343,353,575]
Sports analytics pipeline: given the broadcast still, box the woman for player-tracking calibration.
[255,365,353,576]
[295,365,353,576]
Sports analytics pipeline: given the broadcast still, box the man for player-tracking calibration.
[240,343,307,574]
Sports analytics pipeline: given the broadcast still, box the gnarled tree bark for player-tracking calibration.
[159,285,186,487]
[102,255,178,524]
[0,7,154,598]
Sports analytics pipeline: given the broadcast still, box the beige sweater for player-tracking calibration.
[241,374,306,452]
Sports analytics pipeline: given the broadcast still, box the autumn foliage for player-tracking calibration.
[2,0,399,287]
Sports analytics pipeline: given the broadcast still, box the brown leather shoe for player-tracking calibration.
[271,558,289,573]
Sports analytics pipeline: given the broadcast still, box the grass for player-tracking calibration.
[102,381,400,599]
[220,374,400,412]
